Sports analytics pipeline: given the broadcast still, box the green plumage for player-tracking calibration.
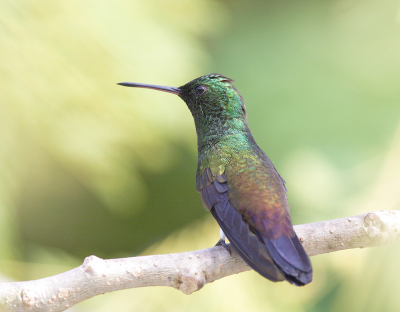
[118,73,313,285]
[181,74,292,239]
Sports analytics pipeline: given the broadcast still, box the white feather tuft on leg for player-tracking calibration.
[220,228,227,242]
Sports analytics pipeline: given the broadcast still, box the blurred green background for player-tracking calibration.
[1,0,400,311]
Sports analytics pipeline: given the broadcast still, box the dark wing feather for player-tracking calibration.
[198,169,312,286]
[199,172,285,283]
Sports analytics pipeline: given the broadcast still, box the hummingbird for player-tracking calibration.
[118,74,312,286]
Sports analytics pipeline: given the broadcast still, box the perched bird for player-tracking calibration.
[118,74,312,286]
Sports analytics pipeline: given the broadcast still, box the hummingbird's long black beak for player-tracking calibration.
[117,82,181,95]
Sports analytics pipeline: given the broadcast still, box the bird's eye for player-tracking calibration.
[195,85,207,95]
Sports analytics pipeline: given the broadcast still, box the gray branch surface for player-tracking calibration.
[1,210,399,312]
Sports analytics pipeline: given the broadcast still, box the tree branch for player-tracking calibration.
[1,210,399,312]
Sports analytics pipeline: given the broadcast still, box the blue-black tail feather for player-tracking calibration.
[260,234,312,285]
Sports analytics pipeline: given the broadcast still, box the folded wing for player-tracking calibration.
[197,168,312,286]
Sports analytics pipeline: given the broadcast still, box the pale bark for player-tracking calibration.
[1,210,399,312]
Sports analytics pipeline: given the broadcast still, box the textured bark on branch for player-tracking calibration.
[1,210,399,312]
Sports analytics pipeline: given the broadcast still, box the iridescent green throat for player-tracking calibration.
[178,74,251,155]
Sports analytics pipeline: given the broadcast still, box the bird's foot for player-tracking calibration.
[215,239,231,255]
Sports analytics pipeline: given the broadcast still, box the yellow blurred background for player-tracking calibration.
[1,0,400,311]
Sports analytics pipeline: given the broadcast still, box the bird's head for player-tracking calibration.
[118,73,247,124]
